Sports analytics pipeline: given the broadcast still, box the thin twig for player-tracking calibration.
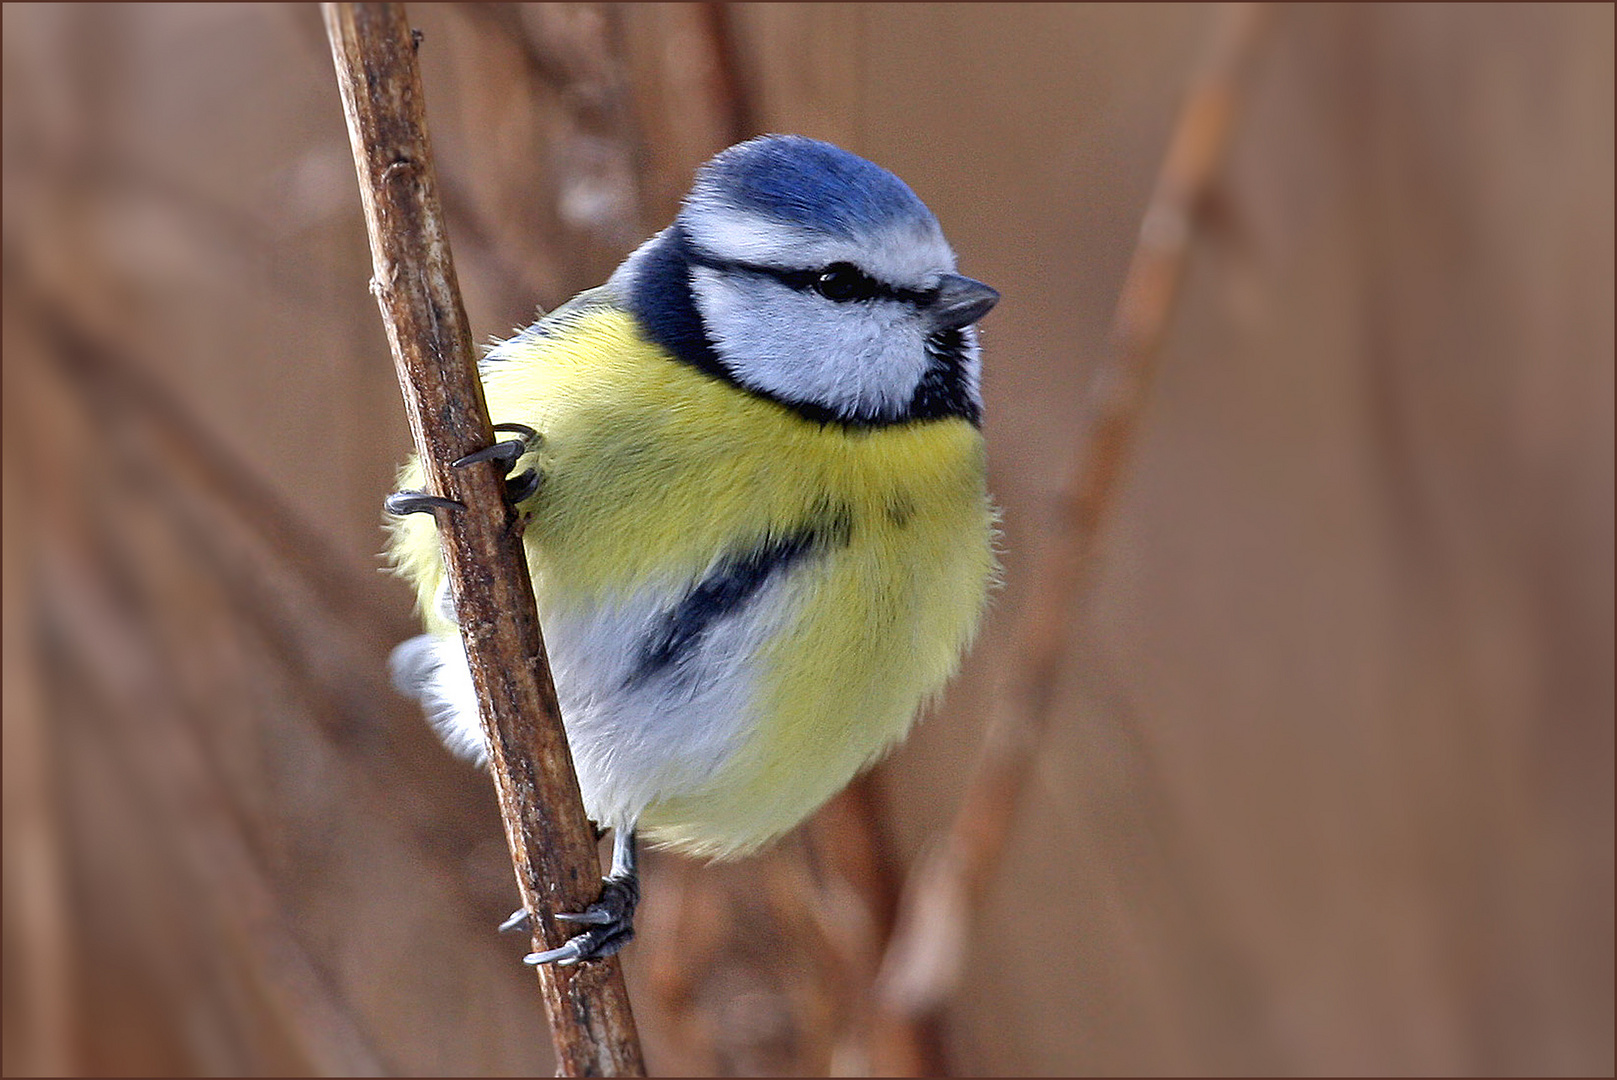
[323,5,644,1075]
[873,0,1276,1032]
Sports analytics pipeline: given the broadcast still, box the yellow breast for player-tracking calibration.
[390,307,996,856]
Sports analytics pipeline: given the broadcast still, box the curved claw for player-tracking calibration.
[524,941,586,967]
[555,907,614,926]
[453,423,543,470]
[505,468,542,504]
[452,442,522,470]
[450,425,545,515]
[498,908,531,935]
[492,422,540,442]
[384,490,464,516]
[522,919,634,967]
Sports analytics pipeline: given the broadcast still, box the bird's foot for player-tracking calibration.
[454,422,544,505]
[496,825,611,935]
[519,872,639,967]
[384,423,543,517]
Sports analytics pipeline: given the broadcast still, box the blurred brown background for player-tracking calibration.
[3,3,1611,1076]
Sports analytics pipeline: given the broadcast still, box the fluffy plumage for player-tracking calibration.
[387,136,997,858]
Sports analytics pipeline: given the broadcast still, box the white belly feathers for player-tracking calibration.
[390,538,822,833]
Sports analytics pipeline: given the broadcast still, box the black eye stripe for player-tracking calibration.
[687,251,937,306]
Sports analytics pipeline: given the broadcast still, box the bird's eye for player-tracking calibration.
[814,262,876,302]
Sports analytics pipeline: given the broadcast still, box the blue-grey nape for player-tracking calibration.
[686,134,939,238]
[620,223,729,386]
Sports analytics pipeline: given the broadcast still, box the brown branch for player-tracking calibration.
[699,1,757,145]
[873,0,1276,1034]
[322,5,644,1075]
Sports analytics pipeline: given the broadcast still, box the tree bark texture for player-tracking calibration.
[323,4,644,1075]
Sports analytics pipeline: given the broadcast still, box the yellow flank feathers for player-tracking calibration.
[386,306,996,857]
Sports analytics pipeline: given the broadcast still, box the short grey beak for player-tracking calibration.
[929,273,1000,330]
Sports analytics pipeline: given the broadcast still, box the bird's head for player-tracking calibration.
[617,135,998,426]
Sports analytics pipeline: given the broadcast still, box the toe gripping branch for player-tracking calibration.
[508,829,639,967]
[384,423,543,516]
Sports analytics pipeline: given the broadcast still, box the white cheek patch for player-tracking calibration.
[683,207,956,285]
[691,267,932,421]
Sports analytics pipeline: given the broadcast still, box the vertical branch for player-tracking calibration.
[699,1,757,145]
[1,376,78,1077]
[322,5,643,1075]
[873,0,1275,1038]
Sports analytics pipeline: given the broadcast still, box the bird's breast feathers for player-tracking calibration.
[390,304,995,855]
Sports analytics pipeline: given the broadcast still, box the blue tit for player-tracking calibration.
[385,134,999,966]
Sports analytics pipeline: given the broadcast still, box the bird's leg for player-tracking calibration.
[522,827,639,967]
[384,423,543,516]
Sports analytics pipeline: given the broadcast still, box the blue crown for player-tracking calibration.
[683,135,936,239]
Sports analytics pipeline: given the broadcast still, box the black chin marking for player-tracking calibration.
[909,327,981,425]
[624,224,980,428]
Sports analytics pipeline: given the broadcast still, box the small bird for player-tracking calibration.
[386,134,998,966]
